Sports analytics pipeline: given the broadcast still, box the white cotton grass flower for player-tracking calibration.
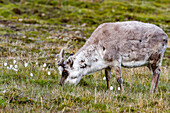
[36,62,38,65]
[110,86,113,90]
[103,77,106,81]
[7,66,9,69]
[13,60,17,64]
[42,68,45,71]
[10,65,13,69]
[4,62,7,66]
[2,90,6,93]
[48,71,51,75]
[118,87,120,90]
[30,73,33,77]
[43,63,47,67]
[24,63,28,67]
[12,68,18,72]
[18,19,23,22]
[14,65,18,68]
[15,68,18,72]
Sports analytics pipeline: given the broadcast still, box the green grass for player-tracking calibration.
[0,0,169,112]
[0,66,169,112]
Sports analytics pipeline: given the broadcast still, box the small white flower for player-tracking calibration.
[2,90,6,93]
[30,73,33,77]
[10,65,13,69]
[110,86,113,90]
[18,19,23,21]
[103,77,106,80]
[43,63,47,67]
[4,62,7,66]
[112,9,115,12]
[7,66,9,69]
[24,63,28,67]
[118,87,120,90]
[55,58,57,61]
[14,65,18,68]
[13,68,18,72]
[48,71,51,75]
[36,62,38,65]
[42,68,45,71]
[23,35,26,38]
[13,60,17,64]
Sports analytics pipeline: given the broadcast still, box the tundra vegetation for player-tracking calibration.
[0,0,169,112]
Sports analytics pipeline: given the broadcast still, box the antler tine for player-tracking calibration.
[60,49,65,58]
[57,49,65,66]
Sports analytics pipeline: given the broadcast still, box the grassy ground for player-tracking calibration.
[0,0,169,112]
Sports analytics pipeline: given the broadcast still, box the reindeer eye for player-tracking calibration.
[62,70,68,77]
[80,60,85,62]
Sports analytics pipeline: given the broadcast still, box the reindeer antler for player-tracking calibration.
[56,49,65,67]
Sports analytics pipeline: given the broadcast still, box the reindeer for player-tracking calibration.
[57,21,168,93]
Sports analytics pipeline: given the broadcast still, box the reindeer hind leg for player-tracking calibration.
[114,66,125,93]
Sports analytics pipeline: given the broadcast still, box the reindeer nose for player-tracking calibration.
[59,81,64,86]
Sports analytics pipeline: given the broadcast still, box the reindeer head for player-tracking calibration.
[57,49,83,86]
[57,46,102,86]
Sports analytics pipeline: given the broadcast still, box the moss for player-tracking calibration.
[0,97,7,108]
[1,10,12,18]
[30,79,57,87]
[92,103,106,110]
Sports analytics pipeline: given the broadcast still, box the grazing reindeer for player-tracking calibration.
[57,21,168,93]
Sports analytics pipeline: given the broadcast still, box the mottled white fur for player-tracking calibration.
[58,21,168,93]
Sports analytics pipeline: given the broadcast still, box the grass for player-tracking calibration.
[0,0,169,112]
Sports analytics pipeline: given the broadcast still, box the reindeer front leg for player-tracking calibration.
[105,67,111,91]
[114,66,125,93]
[150,64,161,93]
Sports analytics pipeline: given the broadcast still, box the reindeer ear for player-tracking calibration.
[67,56,74,67]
